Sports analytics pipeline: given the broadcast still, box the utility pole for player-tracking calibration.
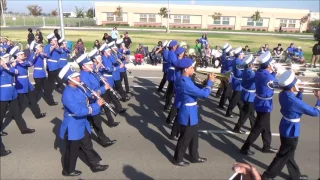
[166,0,170,33]
[0,0,6,27]
[58,0,65,39]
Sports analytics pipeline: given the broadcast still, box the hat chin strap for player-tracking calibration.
[68,77,86,92]
[84,64,93,72]
[294,84,299,91]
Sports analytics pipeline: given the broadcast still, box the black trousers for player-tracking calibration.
[173,123,199,163]
[170,108,180,138]
[102,90,122,112]
[241,112,272,151]
[218,83,232,108]
[234,102,256,130]
[17,88,42,118]
[34,77,55,103]
[63,130,102,173]
[0,135,6,155]
[114,80,127,99]
[158,72,167,91]
[47,69,65,94]
[87,115,111,144]
[226,90,243,117]
[0,99,28,132]
[263,137,301,179]
[164,81,174,108]
[120,71,130,93]
[101,92,116,125]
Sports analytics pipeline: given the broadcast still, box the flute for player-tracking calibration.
[76,81,118,116]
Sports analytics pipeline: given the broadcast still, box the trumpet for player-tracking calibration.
[192,70,232,88]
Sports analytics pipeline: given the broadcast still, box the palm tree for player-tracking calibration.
[251,10,261,22]
[158,7,169,33]
[114,5,123,21]
[300,13,310,33]
[212,12,222,21]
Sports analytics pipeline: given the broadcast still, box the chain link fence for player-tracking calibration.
[3,16,96,27]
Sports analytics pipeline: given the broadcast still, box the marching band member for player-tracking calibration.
[241,51,278,156]
[58,38,71,69]
[261,71,320,180]
[0,54,35,136]
[108,42,130,102]
[218,44,234,109]
[172,58,215,167]
[164,40,178,110]
[10,47,46,119]
[91,47,126,116]
[76,53,117,147]
[29,41,56,104]
[44,33,64,99]
[233,54,256,134]
[226,47,244,118]
[58,64,109,176]
[157,40,170,93]
[0,135,11,157]
[116,39,130,93]
[166,47,185,141]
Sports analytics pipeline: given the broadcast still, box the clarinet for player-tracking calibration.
[91,68,122,100]
[111,49,132,74]
[78,81,117,116]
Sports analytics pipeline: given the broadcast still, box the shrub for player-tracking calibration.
[187,26,190,28]
[247,28,250,31]
[218,27,221,30]
[262,29,266,31]
[173,26,176,28]
[222,27,226,30]
[251,29,255,31]
[194,26,197,29]
[228,27,232,30]
[257,29,261,31]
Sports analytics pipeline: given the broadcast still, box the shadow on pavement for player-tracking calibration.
[123,164,154,180]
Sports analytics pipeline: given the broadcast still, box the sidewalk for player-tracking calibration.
[39,26,313,38]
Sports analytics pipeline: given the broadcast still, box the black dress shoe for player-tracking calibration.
[157,89,165,93]
[0,131,8,136]
[36,113,46,119]
[0,150,12,157]
[240,149,255,156]
[191,157,207,163]
[21,128,35,134]
[102,140,117,148]
[262,147,278,153]
[169,135,178,141]
[119,108,127,114]
[173,161,190,167]
[49,102,58,106]
[126,91,132,94]
[233,128,246,134]
[62,170,82,176]
[122,96,130,102]
[218,106,226,110]
[108,122,120,128]
[226,114,236,118]
[91,164,109,172]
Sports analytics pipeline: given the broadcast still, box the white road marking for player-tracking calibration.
[199,130,280,136]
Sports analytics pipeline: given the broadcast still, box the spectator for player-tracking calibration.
[199,33,208,48]
[36,29,43,44]
[211,45,222,67]
[74,38,85,58]
[111,26,119,42]
[293,46,305,64]
[151,41,163,66]
[204,44,211,59]
[286,42,296,59]
[279,25,283,33]
[54,29,61,41]
[194,39,201,56]
[310,40,320,68]
[27,28,34,45]
[123,32,132,49]
[93,40,101,49]
[102,33,113,44]
[243,45,251,53]
[134,44,145,65]
[273,43,284,57]
[232,162,261,180]
[258,46,265,54]
[265,44,270,51]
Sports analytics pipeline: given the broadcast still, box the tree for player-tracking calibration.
[300,13,310,33]
[113,5,123,21]
[309,20,320,28]
[158,7,168,18]
[87,8,94,18]
[211,12,222,21]
[27,5,42,16]
[251,10,261,22]
[0,0,7,15]
[51,9,58,17]
[74,6,85,18]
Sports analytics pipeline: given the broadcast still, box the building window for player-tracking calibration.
[279,19,297,28]
[247,18,263,26]
[106,12,123,21]
[140,14,147,22]
[213,17,230,25]
[149,14,156,22]
[173,15,190,24]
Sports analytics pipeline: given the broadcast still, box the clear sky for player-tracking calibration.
[6,0,320,13]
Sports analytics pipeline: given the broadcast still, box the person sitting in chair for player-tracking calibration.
[293,47,305,64]
[151,41,163,66]
[134,44,145,65]
[242,45,251,54]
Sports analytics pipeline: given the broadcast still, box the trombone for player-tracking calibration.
[192,70,232,89]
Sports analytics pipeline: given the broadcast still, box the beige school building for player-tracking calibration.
[94,2,311,32]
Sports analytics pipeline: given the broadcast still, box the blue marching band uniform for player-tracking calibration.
[157,40,170,93]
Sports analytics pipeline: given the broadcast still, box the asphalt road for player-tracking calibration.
[0,70,319,180]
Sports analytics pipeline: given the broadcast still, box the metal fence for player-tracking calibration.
[3,16,96,27]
